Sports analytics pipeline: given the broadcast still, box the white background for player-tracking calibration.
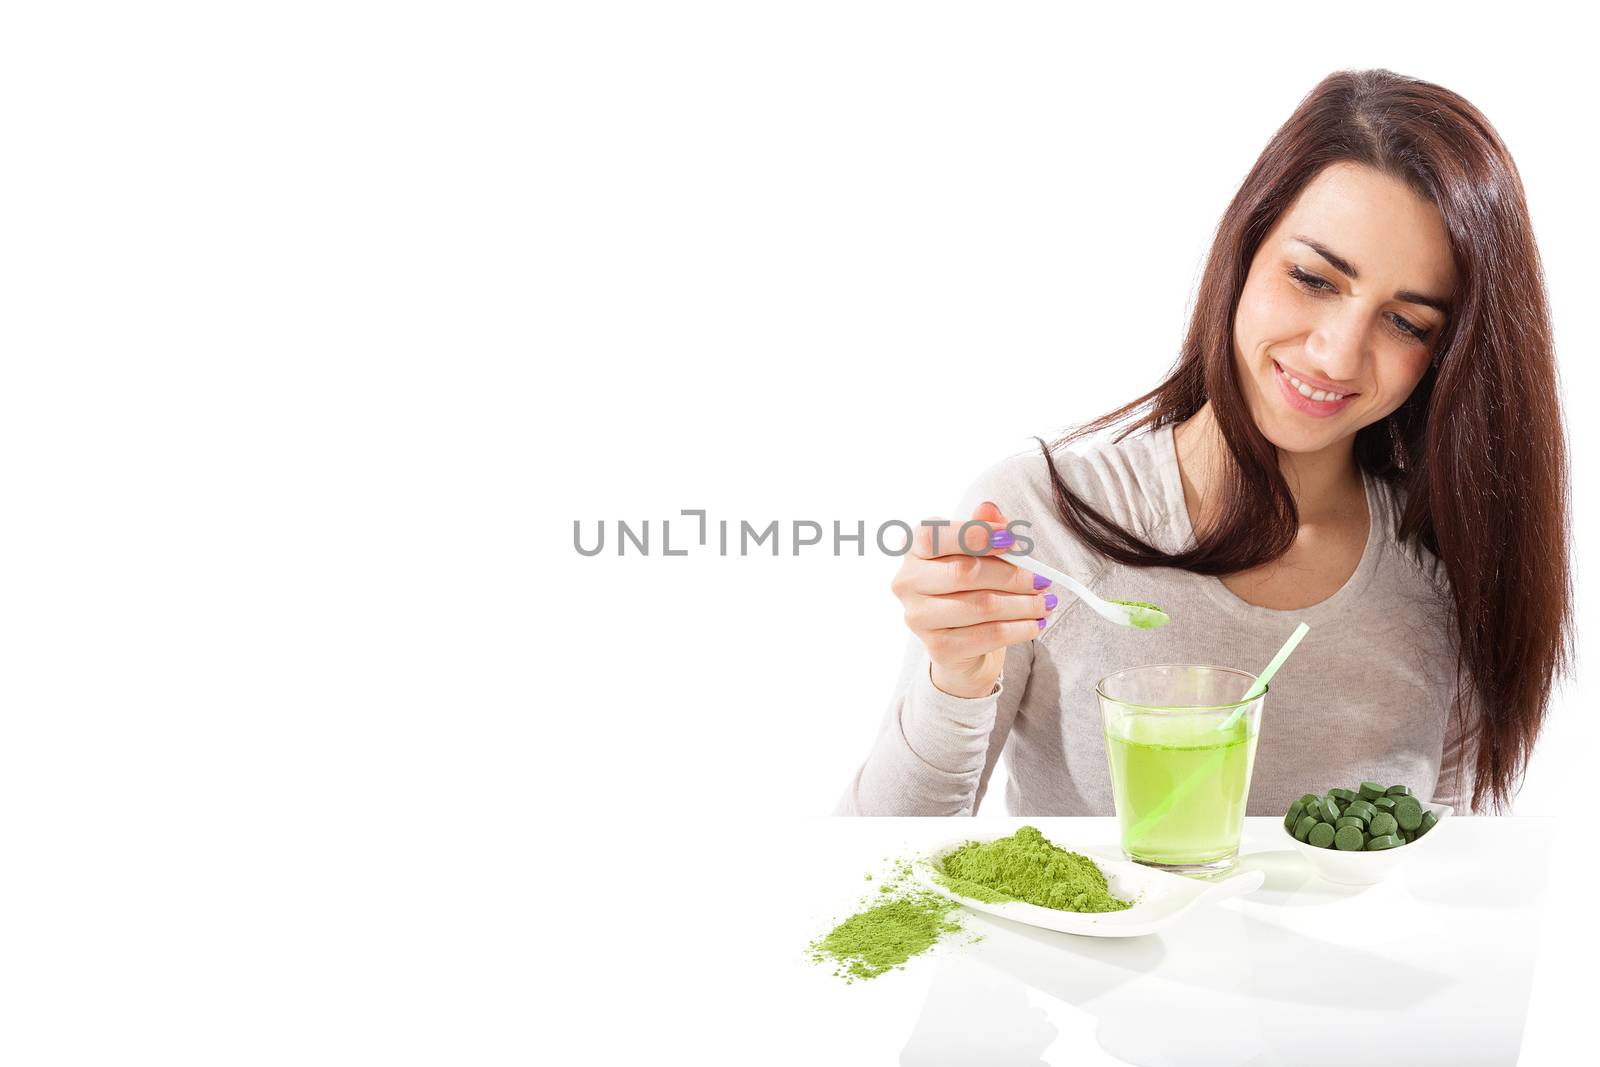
[1,1,1593,1063]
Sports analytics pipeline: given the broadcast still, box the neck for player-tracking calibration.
[1173,402,1365,531]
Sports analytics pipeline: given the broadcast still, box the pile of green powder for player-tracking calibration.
[808,857,981,983]
[808,827,1133,983]
[933,826,1134,913]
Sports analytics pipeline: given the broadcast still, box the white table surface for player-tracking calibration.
[773,816,1552,1066]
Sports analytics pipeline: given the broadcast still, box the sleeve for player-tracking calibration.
[1430,672,1484,813]
[831,632,1032,816]
[831,452,1038,816]
[1413,547,1486,814]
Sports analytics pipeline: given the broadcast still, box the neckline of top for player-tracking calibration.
[1149,421,1385,624]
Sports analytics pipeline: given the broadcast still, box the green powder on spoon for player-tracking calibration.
[1107,598,1169,629]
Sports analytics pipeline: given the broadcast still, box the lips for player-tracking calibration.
[1272,360,1357,418]
[1273,360,1357,399]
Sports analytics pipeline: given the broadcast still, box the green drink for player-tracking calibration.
[1097,665,1264,876]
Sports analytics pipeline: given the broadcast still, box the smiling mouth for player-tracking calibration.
[1273,360,1358,403]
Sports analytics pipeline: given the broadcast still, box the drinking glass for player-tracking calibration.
[1097,664,1265,876]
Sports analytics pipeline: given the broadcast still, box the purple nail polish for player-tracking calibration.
[1036,618,1047,629]
[1044,593,1059,610]
[990,529,1015,550]
[1033,574,1051,589]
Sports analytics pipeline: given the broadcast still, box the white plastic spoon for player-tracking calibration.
[1005,551,1171,630]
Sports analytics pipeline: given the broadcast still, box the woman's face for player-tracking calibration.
[1233,161,1457,456]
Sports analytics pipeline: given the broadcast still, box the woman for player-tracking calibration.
[835,69,1571,818]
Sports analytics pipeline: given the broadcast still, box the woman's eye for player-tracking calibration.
[1391,315,1430,342]
[1287,265,1333,292]
[1286,265,1431,344]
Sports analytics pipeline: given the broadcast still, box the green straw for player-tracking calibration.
[1216,622,1309,731]
[1122,622,1309,847]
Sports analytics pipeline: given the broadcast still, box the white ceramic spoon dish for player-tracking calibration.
[912,833,1264,938]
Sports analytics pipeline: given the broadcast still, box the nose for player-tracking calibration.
[1304,308,1369,385]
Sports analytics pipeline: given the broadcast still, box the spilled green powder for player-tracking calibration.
[933,826,1134,913]
[808,856,979,983]
[809,893,963,982]
[1107,598,1168,629]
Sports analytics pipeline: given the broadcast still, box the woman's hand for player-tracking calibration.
[890,501,1054,699]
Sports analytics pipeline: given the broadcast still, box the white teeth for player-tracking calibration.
[1278,364,1346,402]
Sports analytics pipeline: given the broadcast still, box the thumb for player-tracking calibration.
[960,500,1011,555]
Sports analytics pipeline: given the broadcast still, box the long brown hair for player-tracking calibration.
[1037,69,1572,814]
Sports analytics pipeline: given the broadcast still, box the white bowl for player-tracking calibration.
[1284,800,1452,885]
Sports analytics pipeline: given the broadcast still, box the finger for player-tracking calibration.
[909,501,1017,560]
[907,552,1051,596]
[924,618,1048,662]
[907,589,1057,631]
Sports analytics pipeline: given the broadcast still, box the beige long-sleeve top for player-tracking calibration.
[833,422,1482,817]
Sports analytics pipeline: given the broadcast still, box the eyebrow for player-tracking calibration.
[1288,234,1452,315]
